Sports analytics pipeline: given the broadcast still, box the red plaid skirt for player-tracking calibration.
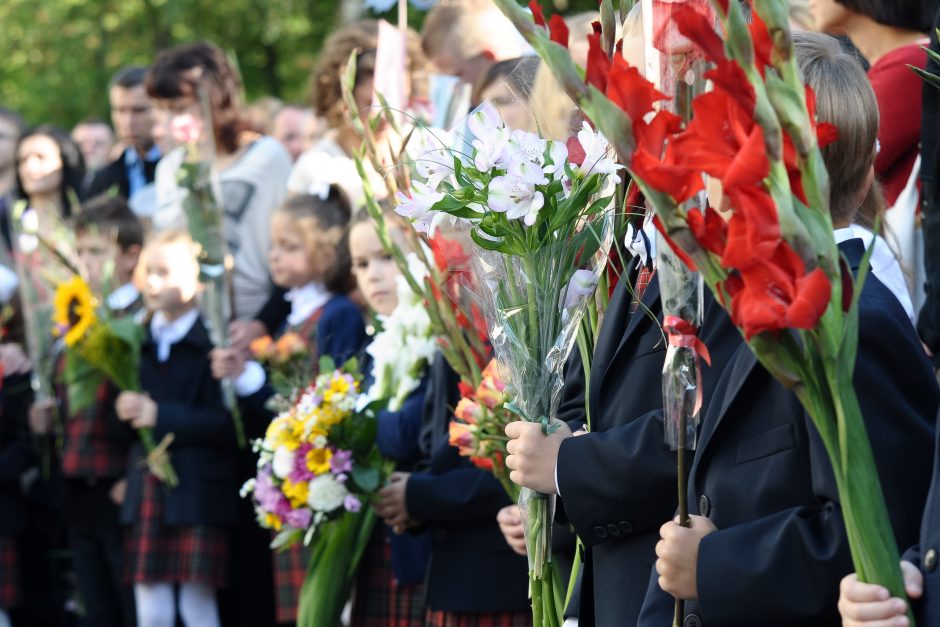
[124,474,228,587]
[0,537,19,609]
[425,609,532,627]
[351,532,426,627]
[273,541,310,623]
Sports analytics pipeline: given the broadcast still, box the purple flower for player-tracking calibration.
[344,495,362,513]
[290,443,315,483]
[254,468,292,517]
[330,449,353,474]
[284,507,312,529]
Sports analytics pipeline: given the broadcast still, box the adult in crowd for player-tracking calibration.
[287,20,428,208]
[0,109,25,221]
[270,104,311,163]
[14,125,85,217]
[87,67,160,207]
[71,118,115,175]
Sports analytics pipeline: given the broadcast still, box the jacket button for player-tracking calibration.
[593,525,608,540]
[619,520,634,534]
[698,495,711,517]
[926,549,938,572]
[684,613,703,627]
[607,523,621,537]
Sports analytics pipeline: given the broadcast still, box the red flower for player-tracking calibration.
[674,2,726,63]
[585,31,610,92]
[549,14,569,47]
[704,59,756,113]
[686,205,728,256]
[430,235,470,273]
[720,186,781,269]
[606,55,668,123]
[724,241,831,339]
[750,10,773,74]
[528,0,546,27]
[566,133,586,166]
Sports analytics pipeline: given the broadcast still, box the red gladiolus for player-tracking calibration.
[585,31,610,92]
[607,56,668,123]
[724,241,831,339]
[528,0,546,27]
[750,10,773,74]
[549,14,569,47]
[674,2,726,63]
[705,59,756,113]
[686,205,728,256]
[720,186,781,269]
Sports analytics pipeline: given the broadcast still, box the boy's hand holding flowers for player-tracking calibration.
[504,420,573,495]
[210,347,247,381]
[116,391,158,430]
[838,562,921,627]
[376,471,412,534]
[655,515,718,600]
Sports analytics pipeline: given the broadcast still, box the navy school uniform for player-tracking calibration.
[637,238,939,627]
[120,310,239,588]
[404,355,531,626]
[351,351,431,627]
[0,372,30,612]
[554,261,741,627]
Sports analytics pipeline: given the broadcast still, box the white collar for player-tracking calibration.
[150,307,200,362]
[285,282,331,327]
[107,282,140,312]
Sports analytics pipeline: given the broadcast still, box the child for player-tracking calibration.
[639,31,938,627]
[27,196,143,626]
[347,209,431,627]
[117,230,239,627]
[212,187,366,625]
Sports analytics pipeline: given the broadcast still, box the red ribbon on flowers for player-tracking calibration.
[662,315,711,366]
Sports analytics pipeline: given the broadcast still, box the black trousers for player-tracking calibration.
[64,478,136,627]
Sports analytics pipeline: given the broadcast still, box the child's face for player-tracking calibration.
[349,221,402,317]
[479,81,532,132]
[76,230,113,294]
[268,212,322,289]
[142,241,200,315]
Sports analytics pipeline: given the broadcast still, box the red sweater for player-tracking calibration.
[868,42,928,207]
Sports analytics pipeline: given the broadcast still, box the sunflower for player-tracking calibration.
[53,277,97,347]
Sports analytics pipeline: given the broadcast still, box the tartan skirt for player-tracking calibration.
[124,474,228,587]
[351,531,426,627]
[0,536,19,609]
[425,609,532,627]
[273,541,310,623]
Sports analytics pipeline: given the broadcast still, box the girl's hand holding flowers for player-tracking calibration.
[210,347,247,381]
[116,392,158,430]
[376,471,412,534]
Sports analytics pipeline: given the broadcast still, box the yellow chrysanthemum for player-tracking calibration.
[263,512,283,531]
[53,277,97,347]
[281,477,309,509]
[266,416,300,451]
[306,446,333,475]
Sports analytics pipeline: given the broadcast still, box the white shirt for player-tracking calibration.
[150,308,200,363]
[835,226,915,322]
[285,282,331,328]
[107,282,140,312]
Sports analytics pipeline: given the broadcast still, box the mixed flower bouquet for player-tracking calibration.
[52,276,177,486]
[243,357,391,627]
[249,332,312,411]
[364,252,438,410]
[448,359,518,501]
[396,101,618,627]
[495,0,915,619]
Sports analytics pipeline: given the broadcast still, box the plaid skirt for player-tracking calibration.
[351,532,426,627]
[124,474,228,587]
[0,536,19,609]
[273,541,310,623]
[425,609,532,627]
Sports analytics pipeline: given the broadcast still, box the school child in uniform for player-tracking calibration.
[27,196,144,626]
[639,31,939,627]
[117,230,239,627]
[347,208,432,626]
[212,187,366,624]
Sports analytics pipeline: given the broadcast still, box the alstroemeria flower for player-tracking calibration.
[468,102,505,145]
[561,268,598,310]
[544,140,569,177]
[506,129,548,165]
[488,173,545,226]
[395,181,445,234]
[576,122,621,178]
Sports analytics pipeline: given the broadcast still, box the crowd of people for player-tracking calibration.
[0,0,939,626]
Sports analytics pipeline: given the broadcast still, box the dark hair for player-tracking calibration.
[14,125,85,216]
[74,195,145,251]
[793,32,879,224]
[146,42,249,154]
[835,0,936,33]
[277,187,355,294]
[477,56,541,101]
[0,107,26,136]
[109,66,149,90]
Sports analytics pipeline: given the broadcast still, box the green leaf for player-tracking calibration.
[910,65,940,91]
[319,355,337,374]
[350,464,380,493]
[471,229,506,251]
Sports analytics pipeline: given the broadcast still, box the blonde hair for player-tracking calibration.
[793,32,879,224]
[421,0,528,61]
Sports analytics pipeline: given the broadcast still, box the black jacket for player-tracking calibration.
[86,148,158,200]
[555,267,740,627]
[405,355,530,613]
[0,372,32,535]
[918,12,940,360]
[120,314,239,526]
[639,238,939,627]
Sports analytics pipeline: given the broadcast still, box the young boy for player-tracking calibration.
[639,31,939,627]
[28,195,144,627]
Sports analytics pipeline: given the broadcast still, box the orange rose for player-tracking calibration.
[275,333,307,362]
[249,335,275,359]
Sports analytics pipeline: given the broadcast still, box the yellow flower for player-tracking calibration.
[266,416,301,451]
[263,512,283,531]
[281,477,309,509]
[306,446,333,475]
[53,276,97,347]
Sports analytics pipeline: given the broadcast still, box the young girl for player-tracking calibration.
[347,209,432,627]
[117,230,239,627]
[212,187,366,624]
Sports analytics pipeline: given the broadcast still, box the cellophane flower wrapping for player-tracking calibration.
[397,97,618,626]
[243,358,391,627]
